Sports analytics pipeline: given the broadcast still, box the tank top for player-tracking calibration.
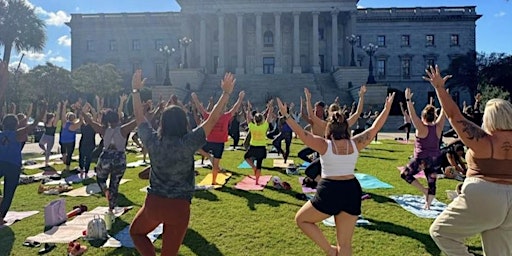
[249,122,269,147]
[320,140,359,178]
[44,126,57,136]
[79,124,96,149]
[103,126,126,152]
[0,131,22,167]
[60,122,76,143]
[414,125,440,159]
[466,139,512,180]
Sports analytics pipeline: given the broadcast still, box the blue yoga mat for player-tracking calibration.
[355,173,394,189]
[113,224,163,248]
[390,194,447,219]
[323,215,371,227]
[298,162,310,169]
[237,160,254,169]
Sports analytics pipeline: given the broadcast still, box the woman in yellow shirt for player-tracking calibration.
[244,103,273,185]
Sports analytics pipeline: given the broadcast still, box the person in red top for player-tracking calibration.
[191,91,245,185]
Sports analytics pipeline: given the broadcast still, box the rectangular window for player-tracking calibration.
[401,59,411,79]
[401,35,410,46]
[377,59,386,78]
[86,40,94,51]
[450,34,459,46]
[377,35,386,47]
[109,40,117,51]
[132,39,141,51]
[155,63,164,80]
[426,34,435,46]
[318,28,325,40]
[356,35,361,47]
[155,39,164,50]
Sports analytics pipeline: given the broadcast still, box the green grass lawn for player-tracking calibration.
[1,139,483,256]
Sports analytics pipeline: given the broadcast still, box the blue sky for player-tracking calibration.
[3,0,511,72]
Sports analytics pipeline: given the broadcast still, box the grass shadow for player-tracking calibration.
[362,218,441,256]
[360,155,398,161]
[220,187,302,210]
[118,193,140,208]
[183,228,223,256]
[369,148,407,153]
[0,226,15,256]
[365,192,396,204]
[194,190,220,202]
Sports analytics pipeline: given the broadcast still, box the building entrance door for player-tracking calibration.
[263,57,275,74]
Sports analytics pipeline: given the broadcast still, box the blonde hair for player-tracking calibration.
[482,99,512,133]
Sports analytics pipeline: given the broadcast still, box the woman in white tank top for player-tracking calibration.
[276,92,395,256]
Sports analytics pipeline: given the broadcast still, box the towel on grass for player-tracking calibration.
[103,224,163,248]
[60,179,131,197]
[0,211,39,229]
[390,194,447,219]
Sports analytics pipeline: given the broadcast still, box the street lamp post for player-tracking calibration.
[363,43,378,84]
[346,34,357,67]
[179,37,192,69]
[159,45,175,86]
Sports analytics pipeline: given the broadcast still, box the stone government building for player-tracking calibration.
[66,0,481,127]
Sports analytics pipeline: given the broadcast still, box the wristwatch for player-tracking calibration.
[284,114,291,120]
[132,88,140,93]
[406,98,411,102]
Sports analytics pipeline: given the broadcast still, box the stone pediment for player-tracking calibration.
[177,0,358,14]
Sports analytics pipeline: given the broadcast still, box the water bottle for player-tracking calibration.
[104,211,112,231]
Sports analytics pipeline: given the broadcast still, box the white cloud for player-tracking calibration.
[57,35,71,46]
[20,50,46,61]
[8,62,30,73]
[25,1,70,26]
[48,56,66,63]
[494,11,506,17]
[357,5,365,9]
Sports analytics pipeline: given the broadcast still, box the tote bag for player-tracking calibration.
[44,199,67,227]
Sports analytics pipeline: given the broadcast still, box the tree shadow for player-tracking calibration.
[118,193,140,208]
[183,228,223,256]
[219,187,302,210]
[365,192,396,204]
[361,218,441,256]
[194,190,219,202]
[0,226,15,256]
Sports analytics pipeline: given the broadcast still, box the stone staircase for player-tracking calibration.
[314,73,354,106]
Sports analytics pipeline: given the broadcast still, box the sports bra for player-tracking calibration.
[320,140,359,178]
[466,138,512,180]
[103,126,126,152]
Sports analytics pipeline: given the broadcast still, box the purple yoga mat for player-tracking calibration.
[397,166,426,179]
[299,177,317,193]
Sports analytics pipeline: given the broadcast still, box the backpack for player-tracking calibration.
[85,215,108,240]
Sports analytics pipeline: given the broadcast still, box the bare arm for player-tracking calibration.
[17,102,46,141]
[424,65,489,151]
[132,70,148,126]
[304,88,323,125]
[121,119,137,138]
[118,94,127,119]
[227,91,245,117]
[347,85,367,127]
[435,108,447,137]
[191,93,208,116]
[199,73,236,136]
[60,101,68,125]
[353,93,395,151]
[80,104,104,134]
[405,88,426,135]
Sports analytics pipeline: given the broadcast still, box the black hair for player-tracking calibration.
[158,105,189,139]
[2,114,19,131]
[102,109,119,127]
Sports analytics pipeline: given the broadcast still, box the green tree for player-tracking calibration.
[443,51,478,99]
[478,53,512,94]
[0,0,46,113]
[21,62,73,107]
[478,83,510,106]
[71,63,123,100]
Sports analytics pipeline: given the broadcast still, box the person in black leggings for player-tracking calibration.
[78,112,96,179]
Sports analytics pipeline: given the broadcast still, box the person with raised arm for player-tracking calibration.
[0,101,46,224]
[59,100,82,172]
[400,87,446,210]
[79,100,137,218]
[275,92,394,256]
[39,102,61,167]
[129,70,236,256]
[398,101,412,143]
[425,65,512,256]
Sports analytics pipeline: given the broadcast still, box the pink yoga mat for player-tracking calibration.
[299,177,317,193]
[397,166,426,179]
[235,175,272,191]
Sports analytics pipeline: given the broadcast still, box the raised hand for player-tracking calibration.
[221,72,236,94]
[423,65,452,89]
[239,91,246,100]
[304,88,311,100]
[120,94,128,102]
[132,69,146,90]
[359,85,367,97]
[384,92,396,109]
[276,98,288,115]
[405,88,413,101]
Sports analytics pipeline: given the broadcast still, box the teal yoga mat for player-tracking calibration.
[237,160,254,169]
[355,173,394,189]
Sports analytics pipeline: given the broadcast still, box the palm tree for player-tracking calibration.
[0,0,46,113]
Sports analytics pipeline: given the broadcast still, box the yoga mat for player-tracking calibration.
[273,159,294,169]
[194,159,212,168]
[27,154,63,162]
[397,166,426,179]
[266,153,282,159]
[298,162,311,169]
[127,160,149,168]
[197,173,232,189]
[103,224,163,248]
[140,185,215,193]
[234,175,272,191]
[25,206,132,244]
[370,141,383,145]
[60,179,131,197]
[390,194,447,219]
[355,173,394,189]
[397,140,411,144]
[237,160,254,169]
[64,172,97,183]
[0,211,39,229]
[298,177,316,193]
[323,215,371,227]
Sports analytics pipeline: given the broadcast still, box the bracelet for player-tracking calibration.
[132,88,140,93]
[406,99,411,102]
[284,114,291,120]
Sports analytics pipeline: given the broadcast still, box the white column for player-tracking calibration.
[274,12,283,74]
[292,11,302,74]
[254,12,263,74]
[217,13,225,75]
[348,11,357,66]
[200,17,206,71]
[312,11,321,73]
[331,10,339,70]
[236,13,245,74]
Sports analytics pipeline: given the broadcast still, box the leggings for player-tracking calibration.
[96,151,127,210]
[401,156,440,195]
[272,131,292,157]
[229,129,240,147]
[38,134,55,162]
[130,194,190,256]
[398,123,412,141]
[0,162,22,218]
[79,146,95,172]
[60,142,75,166]
[298,147,317,163]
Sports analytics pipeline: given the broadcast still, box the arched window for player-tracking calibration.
[263,30,274,47]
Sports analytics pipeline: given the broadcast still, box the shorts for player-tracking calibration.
[202,142,225,159]
[311,178,362,216]
[244,146,267,169]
